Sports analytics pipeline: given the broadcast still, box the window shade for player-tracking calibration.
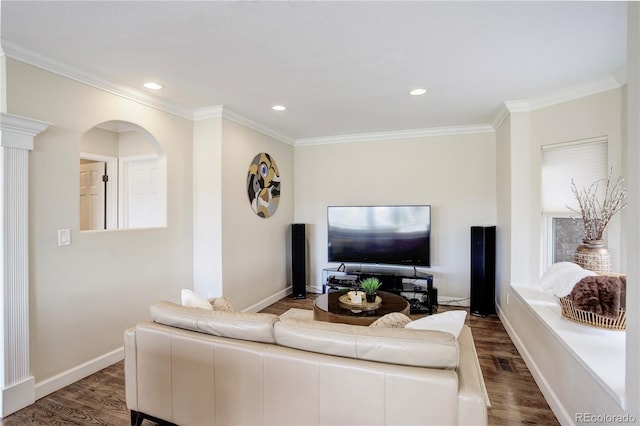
[541,137,608,215]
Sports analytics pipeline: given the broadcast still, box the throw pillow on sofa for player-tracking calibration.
[369,312,412,328]
[181,288,213,310]
[210,297,235,312]
[405,310,467,338]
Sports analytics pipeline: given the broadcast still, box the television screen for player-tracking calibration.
[327,205,431,267]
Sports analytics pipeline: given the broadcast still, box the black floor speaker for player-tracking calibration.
[470,226,496,317]
[291,223,306,299]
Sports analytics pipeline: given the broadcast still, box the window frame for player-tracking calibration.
[540,137,608,272]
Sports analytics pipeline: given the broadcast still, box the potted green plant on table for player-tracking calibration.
[360,277,381,303]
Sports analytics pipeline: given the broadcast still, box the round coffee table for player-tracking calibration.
[313,290,410,326]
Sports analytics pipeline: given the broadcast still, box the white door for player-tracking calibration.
[124,158,164,228]
[79,161,106,230]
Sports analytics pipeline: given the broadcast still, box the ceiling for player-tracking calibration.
[0,1,627,143]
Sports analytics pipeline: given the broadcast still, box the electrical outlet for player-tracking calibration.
[506,292,510,305]
[57,229,71,247]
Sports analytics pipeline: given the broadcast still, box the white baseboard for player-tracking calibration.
[1,375,35,417]
[307,285,323,294]
[244,286,293,313]
[35,347,123,400]
[437,296,470,307]
[497,304,573,426]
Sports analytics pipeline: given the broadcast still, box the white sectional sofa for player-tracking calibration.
[124,301,488,425]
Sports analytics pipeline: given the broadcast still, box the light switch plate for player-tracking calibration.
[57,229,71,247]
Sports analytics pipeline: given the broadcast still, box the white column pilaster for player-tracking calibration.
[0,113,50,417]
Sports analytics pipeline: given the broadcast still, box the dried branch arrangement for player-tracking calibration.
[569,167,627,241]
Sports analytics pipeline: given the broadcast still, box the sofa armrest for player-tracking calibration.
[457,325,488,425]
[124,326,138,412]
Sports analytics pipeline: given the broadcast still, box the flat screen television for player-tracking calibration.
[327,205,431,267]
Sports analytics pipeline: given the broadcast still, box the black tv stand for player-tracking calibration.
[322,266,437,314]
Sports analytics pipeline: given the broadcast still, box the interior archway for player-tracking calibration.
[79,120,167,230]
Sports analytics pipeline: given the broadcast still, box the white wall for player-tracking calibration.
[118,129,156,157]
[294,132,496,300]
[220,118,294,309]
[192,116,294,308]
[624,2,640,418]
[81,126,155,158]
[193,117,223,298]
[530,89,624,272]
[500,89,623,291]
[497,87,630,422]
[80,127,118,157]
[507,111,536,284]
[495,116,511,308]
[7,59,194,384]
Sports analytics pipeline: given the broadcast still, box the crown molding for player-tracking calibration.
[491,104,511,130]
[527,75,621,111]
[193,105,224,121]
[504,75,622,115]
[0,113,51,136]
[194,105,294,145]
[3,38,625,145]
[611,64,627,87]
[503,100,531,113]
[220,108,295,145]
[2,38,194,120]
[295,124,495,146]
[491,73,623,130]
[1,113,52,150]
[3,39,294,143]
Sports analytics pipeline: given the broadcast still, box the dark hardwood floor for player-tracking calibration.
[3,293,558,425]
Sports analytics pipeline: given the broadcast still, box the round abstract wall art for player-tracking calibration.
[247,152,281,218]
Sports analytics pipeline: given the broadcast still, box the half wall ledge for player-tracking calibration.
[500,283,626,423]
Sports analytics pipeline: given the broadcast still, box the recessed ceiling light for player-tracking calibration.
[409,88,427,96]
[143,82,164,90]
[272,105,286,111]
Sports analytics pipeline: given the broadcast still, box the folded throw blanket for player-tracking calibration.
[569,275,626,319]
[540,262,596,298]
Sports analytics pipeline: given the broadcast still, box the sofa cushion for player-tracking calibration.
[275,317,458,369]
[150,301,279,343]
